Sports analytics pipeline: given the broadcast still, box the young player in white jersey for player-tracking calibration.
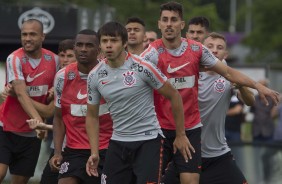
[141,2,280,184]
[85,21,192,184]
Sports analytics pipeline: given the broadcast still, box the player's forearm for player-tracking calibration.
[238,87,255,106]
[86,116,100,155]
[32,99,55,118]
[53,111,65,155]
[170,92,186,136]
[17,92,43,122]
[224,67,258,89]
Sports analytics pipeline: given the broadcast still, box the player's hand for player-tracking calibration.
[1,83,15,100]
[27,119,46,130]
[47,87,54,102]
[49,154,62,172]
[256,83,280,106]
[173,134,195,163]
[36,129,47,140]
[86,153,99,177]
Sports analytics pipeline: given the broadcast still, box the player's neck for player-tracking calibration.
[127,45,144,56]
[161,36,182,50]
[108,51,127,68]
[24,49,42,59]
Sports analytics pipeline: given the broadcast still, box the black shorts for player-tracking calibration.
[58,147,100,184]
[161,128,201,183]
[102,135,164,184]
[162,127,201,173]
[200,152,248,184]
[40,149,59,184]
[0,126,41,177]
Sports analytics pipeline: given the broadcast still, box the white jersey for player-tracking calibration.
[87,52,167,141]
[198,71,232,158]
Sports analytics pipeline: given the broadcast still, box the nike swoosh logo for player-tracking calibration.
[167,62,190,73]
[77,89,87,100]
[26,71,46,82]
[101,81,110,85]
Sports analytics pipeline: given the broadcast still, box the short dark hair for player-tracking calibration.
[58,39,74,53]
[188,16,210,31]
[205,32,227,43]
[126,17,146,27]
[160,1,183,19]
[22,19,44,33]
[98,21,128,45]
[76,29,98,45]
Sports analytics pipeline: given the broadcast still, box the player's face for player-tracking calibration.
[21,22,45,54]
[158,10,184,41]
[186,24,208,43]
[203,37,228,61]
[58,49,76,68]
[143,32,158,49]
[100,35,126,62]
[74,34,98,64]
[126,22,145,47]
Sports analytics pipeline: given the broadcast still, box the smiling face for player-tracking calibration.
[21,20,45,57]
[158,10,184,41]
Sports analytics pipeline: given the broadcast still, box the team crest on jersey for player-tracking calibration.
[157,47,165,54]
[59,162,69,174]
[68,71,76,80]
[98,69,108,78]
[191,44,200,51]
[44,54,52,61]
[123,71,136,87]
[21,56,28,64]
[214,78,226,93]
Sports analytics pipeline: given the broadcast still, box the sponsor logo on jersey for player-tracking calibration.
[77,89,87,100]
[68,71,76,80]
[214,78,226,93]
[18,7,55,34]
[123,71,136,87]
[44,54,52,61]
[101,81,110,85]
[167,62,190,73]
[98,69,108,78]
[191,44,200,51]
[26,71,45,82]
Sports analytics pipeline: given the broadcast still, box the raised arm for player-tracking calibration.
[211,61,280,106]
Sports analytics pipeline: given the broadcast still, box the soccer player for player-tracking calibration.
[47,29,113,184]
[125,17,147,55]
[186,16,210,43]
[199,32,252,184]
[85,21,191,184]
[141,2,280,184]
[143,30,158,49]
[0,19,59,184]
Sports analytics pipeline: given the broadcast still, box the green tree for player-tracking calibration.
[243,0,282,63]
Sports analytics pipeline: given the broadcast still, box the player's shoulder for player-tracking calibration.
[55,67,66,79]
[89,60,105,77]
